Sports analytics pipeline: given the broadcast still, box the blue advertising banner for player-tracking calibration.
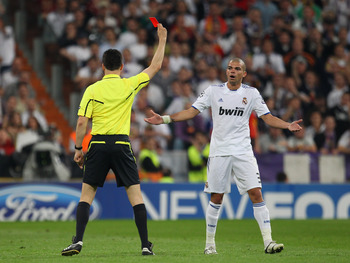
[0,182,349,221]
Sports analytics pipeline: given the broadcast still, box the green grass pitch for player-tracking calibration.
[0,219,349,263]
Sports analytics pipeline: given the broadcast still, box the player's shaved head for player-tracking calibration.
[229,58,246,72]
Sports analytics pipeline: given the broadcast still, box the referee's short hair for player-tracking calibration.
[102,49,123,70]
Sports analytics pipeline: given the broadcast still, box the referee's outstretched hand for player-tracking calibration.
[157,23,167,40]
[144,110,163,125]
[287,119,303,132]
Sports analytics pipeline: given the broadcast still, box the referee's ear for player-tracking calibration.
[120,64,124,71]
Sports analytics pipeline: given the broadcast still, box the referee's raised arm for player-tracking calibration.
[142,24,167,79]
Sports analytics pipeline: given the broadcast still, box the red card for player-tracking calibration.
[149,17,159,27]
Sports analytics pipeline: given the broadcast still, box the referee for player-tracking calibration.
[61,24,167,256]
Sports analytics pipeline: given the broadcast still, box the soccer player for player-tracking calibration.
[144,58,302,254]
[61,24,167,256]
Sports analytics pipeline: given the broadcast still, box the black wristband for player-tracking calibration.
[75,145,83,150]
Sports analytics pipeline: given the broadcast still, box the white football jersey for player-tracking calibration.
[192,82,270,156]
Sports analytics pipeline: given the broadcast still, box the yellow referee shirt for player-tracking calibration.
[78,72,150,135]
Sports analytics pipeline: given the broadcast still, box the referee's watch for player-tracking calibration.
[75,145,83,150]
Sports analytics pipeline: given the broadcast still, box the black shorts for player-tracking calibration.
[83,135,140,187]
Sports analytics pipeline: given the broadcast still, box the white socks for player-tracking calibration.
[253,201,272,248]
[205,200,272,249]
[206,201,221,248]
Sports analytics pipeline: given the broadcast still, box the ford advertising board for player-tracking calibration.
[0,183,349,221]
[0,184,101,221]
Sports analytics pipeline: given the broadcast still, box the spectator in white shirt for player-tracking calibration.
[122,1,145,19]
[167,0,197,29]
[87,15,106,45]
[327,72,349,109]
[259,127,288,153]
[326,0,350,30]
[59,33,92,68]
[196,66,221,96]
[305,110,325,139]
[87,1,117,33]
[4,70,35,101]
[287,125,317,153]
[45,0,74,39]
[121,48,143,78]
[252,38,285,85]
[119,18,140,48]
[165,81,197,116]
[14,82,34,115]
[99,27,125,59]
[0,17,15,73]
[337,128,350,154]
[21,98,48,133]
[2,57,22,93]
[169,41,192,73]
[152,56,177,99]
[74,56,103,91]
[129,28,148,63]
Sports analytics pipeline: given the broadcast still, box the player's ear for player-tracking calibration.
[243,71,247,78]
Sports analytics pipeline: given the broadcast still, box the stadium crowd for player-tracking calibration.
[0,0,350,181]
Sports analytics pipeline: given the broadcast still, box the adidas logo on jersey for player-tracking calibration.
[219,106,244,116]
[218,98,223,102]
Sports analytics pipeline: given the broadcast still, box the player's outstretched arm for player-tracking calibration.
[144,107,200,125]
[261,113,303,132]
[287,119,303,132]
[144,110,163,125]
[142,24,167,79]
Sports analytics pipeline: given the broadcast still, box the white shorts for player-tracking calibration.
[204,154,261,195]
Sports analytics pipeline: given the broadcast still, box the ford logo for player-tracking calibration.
[0,184,101,222]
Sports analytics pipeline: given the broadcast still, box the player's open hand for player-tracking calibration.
[74,150,84,169]
[288,119,303,132]
[157,23,167,41]
[144,110,163,125]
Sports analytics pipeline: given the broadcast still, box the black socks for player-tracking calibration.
[133,203,149,249]
[75,201,90,242]
[74,201,148,249]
